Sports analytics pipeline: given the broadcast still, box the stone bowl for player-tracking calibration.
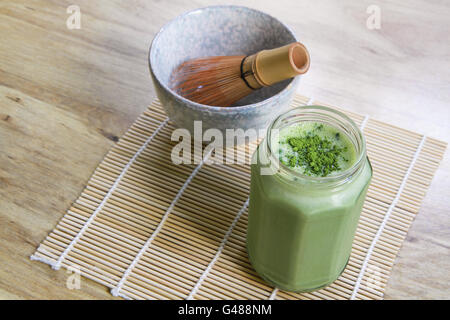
[149,5,301,144]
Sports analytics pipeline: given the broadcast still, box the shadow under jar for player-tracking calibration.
[247,106,373,292]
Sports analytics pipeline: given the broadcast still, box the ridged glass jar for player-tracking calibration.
[247,106,372,292]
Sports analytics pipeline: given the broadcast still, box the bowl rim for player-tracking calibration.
[148,5,301,114]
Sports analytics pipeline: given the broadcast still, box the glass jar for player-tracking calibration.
[247,106,372,292]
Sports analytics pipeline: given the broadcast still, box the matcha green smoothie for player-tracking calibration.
[247,106,372,292]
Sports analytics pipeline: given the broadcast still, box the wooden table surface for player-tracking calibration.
[1,0,449,300]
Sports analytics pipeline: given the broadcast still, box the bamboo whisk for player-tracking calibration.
[169,42,310,107]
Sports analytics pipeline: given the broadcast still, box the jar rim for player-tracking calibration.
[266,105,367,184]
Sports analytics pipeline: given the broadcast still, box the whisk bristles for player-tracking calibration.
[169,56,253,107]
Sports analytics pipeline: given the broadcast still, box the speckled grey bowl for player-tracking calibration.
[149,5,301,144]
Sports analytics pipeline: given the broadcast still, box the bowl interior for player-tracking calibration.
[150,6,298,107]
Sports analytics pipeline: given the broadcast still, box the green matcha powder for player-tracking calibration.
[275,122,356,177]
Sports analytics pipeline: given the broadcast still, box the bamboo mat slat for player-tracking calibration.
[31,94,447,300]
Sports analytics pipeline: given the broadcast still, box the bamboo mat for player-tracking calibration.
[31,94,447,300]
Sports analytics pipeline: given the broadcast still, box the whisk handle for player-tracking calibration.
[242,42,310,88]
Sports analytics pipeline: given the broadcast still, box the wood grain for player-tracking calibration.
[0,0,449,299]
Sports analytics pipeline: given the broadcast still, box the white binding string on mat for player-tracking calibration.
[360,114,370,132]
[269,288,278,300]
[350,134,426,300]
[29,250,57,265]
[30,118,169,270]
[268,111,370,300]
[111,148,213,297]
[187,197,250,300]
